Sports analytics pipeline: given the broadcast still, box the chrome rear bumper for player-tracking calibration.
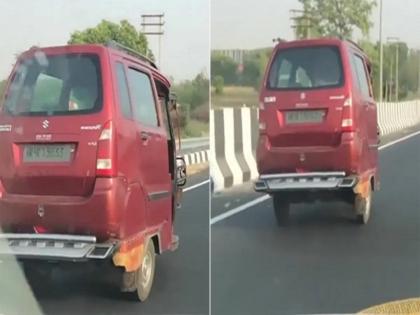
[0,233,115,261]
[254,172,357,192]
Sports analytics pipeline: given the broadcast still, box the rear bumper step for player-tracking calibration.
[0,233,116,261]
[254,172,357,192]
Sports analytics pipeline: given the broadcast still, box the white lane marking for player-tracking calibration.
[211,129,420,225]
[378,130,420,151]
[184,179,209,192]
[210,195,270,225]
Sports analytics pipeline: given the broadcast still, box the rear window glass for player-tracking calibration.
[4,52,102,116]
[267,45,344,90]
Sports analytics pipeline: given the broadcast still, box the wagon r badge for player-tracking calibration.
[37,205,45,218]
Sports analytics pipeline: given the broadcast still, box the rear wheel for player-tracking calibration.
[272,194,290,226]
[354,184,372,224]
[135,240,156,302]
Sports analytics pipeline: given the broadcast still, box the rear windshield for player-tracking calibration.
[3,52,102,116]
[267,45,344,90]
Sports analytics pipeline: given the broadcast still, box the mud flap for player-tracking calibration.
[113,243,145,273]
[352,176,371,216]
[113,241,146,292]
[352,176,371,199]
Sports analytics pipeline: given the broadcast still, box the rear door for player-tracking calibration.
[125,65,171,227]
[261,45,347,148]
[350,52,378,172]
[0,50,106,196]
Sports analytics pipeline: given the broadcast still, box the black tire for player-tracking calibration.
[354,184,372,225]
[135,240,156,302]
[272,194,290,226]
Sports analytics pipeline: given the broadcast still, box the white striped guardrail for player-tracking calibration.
[211,101,420,192]
[184,150,209,166]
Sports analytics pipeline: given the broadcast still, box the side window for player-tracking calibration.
[115,62,132,118]
[352,54,371,98]
[127,68,158,127]
[158,94,171,138]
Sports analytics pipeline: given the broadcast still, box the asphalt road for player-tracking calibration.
[211,132,420,315]
[0,171,209,315]
[180,137,209,155]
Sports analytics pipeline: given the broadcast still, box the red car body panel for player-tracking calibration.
[0,44,175,256]
[257,38,379,186]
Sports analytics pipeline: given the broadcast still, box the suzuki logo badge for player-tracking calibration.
[42,120,49,129]
[300,92,306,100]
[37,205,45,218]
[299,153,306,162]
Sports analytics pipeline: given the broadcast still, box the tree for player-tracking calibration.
[214,75,224,94]
[68,20,154,59]
[172,72,209,112]
[241,58,260,88]
[297,0,376,38]
[211,53,238,85]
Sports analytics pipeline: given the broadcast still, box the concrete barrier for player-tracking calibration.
[211,101,420,192]
[210,107,259,191]
[377,100,420,135]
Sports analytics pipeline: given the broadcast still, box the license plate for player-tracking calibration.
[285,110,324,124]
[23,144,73,162]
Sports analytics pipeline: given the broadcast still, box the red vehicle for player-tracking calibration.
[255,38,380,225]
[0,41,186,301]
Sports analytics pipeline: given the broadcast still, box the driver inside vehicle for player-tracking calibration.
[69,85,97,110]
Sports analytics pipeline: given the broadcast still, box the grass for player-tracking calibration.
[181,119,209,138]
[211,86,259,108]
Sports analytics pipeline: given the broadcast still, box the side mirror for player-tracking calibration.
[176,156,187,187]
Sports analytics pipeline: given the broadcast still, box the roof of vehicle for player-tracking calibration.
[18,42,171,88]
[274,37,369,61]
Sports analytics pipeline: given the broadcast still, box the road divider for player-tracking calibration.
[210,101,420,192]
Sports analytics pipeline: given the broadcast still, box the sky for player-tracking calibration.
[212,0,420,50]
[0,0,209,82]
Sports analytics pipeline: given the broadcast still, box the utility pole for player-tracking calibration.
[387,36,400,102]
[378,0,383,103]
[290,9,313,39]
[396,44,399,101]
[389,57,393,101]
[141,13,164,67]
[418,50,420,96]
